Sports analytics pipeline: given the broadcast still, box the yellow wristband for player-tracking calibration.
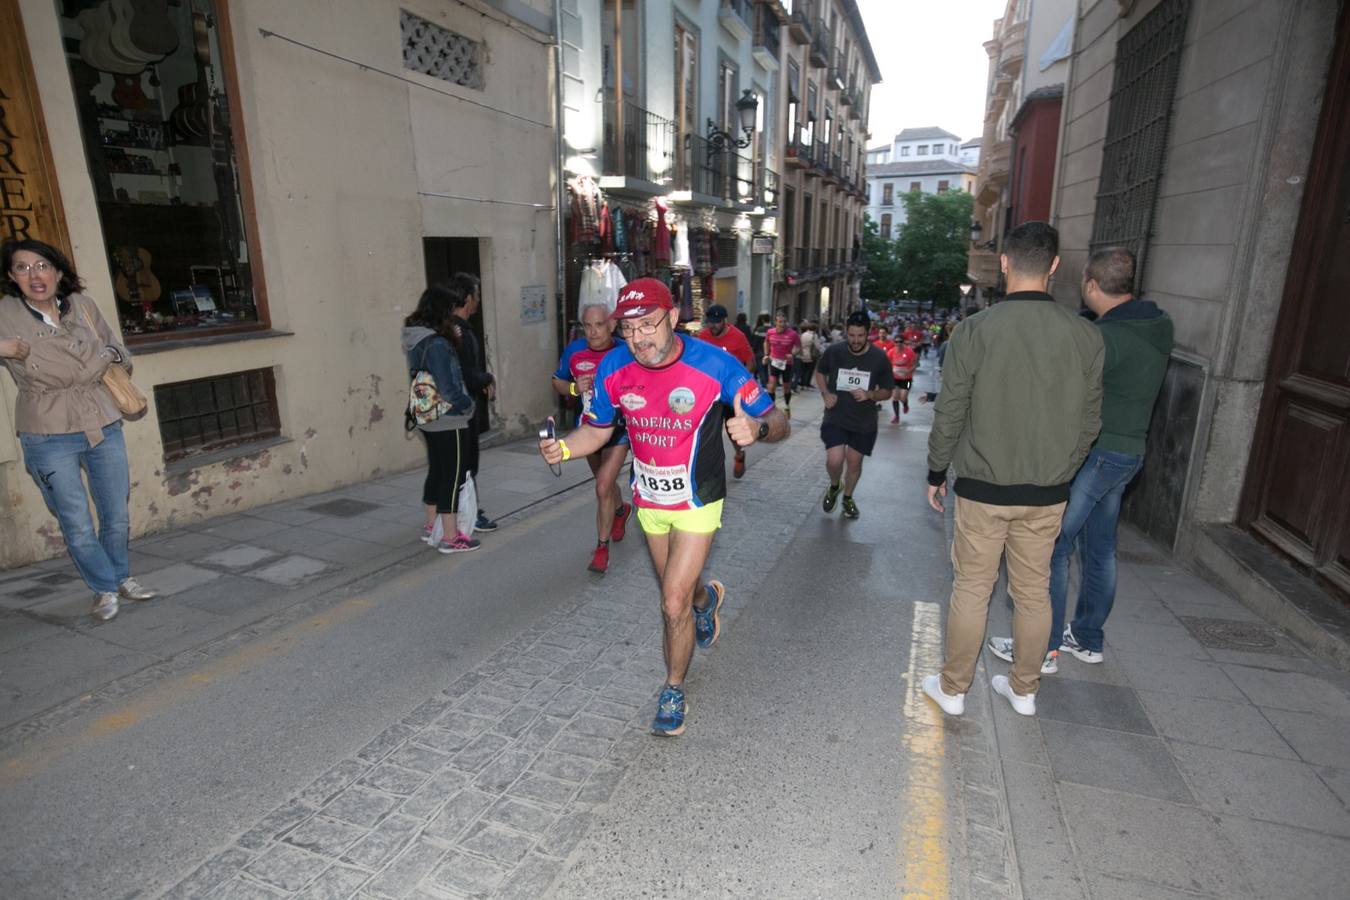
[557,439,571,461]
[569,382,579,397]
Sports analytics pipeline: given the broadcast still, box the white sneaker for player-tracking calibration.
[992,674,1036,716]
[118,577,157,601]
[92,592,119,621]
[922,674,965,716]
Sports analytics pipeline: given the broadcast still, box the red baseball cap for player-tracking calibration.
[611,278,675,320]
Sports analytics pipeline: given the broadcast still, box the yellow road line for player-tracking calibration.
[1,595,377,785]
[899,600,950,899]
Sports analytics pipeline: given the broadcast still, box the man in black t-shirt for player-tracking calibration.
[814,311,895,519]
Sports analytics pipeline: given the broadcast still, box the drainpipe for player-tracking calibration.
[553,0,568,363]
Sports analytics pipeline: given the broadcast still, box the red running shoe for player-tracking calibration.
[733,452,746,479]
[588,542,610,574]
[611,503,631,542]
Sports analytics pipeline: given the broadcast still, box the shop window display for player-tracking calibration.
[60,0,259,338]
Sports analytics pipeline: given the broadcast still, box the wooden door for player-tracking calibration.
[1241,9,1350,598]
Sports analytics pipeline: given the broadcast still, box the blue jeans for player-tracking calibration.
[1049,448,1144,653]
[20,423,131,594]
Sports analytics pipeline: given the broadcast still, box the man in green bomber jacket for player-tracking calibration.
[989,247,1173,670]
[921,222,1104,719]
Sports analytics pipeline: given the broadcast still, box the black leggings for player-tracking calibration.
[422,428,469,514]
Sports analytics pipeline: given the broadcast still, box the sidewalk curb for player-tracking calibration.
[0,473,599,754]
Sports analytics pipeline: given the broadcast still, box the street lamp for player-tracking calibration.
[706,90,760,153]
[969,220,983,244]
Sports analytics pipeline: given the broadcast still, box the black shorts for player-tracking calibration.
[820,422,878,456]
[894,379,913,391]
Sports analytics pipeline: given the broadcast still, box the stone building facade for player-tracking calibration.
[1,0,559,566]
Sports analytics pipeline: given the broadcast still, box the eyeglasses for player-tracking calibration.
[10,260,54,277]
[617,319,663,337]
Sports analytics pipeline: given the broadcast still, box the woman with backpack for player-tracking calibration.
[401,285,479,553]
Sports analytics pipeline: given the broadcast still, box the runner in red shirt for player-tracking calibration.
[887,335,918,422]
[871,327,895,355]
[695,304,755,479]
[762,311,801,418]
[540,279,789,736]
[551,302,631,574]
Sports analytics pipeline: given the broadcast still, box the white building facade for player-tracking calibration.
[863,127,977,238]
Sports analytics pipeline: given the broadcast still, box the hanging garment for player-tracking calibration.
[654,198,672,264]
[569,177,600,244]
[613,206,627,253]
[671,219,691,269]
[692,228,714,277]
[598,202,613,254]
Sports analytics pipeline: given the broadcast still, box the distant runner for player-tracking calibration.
[541,280,789,736]
[762,311,801,418]
[815,311,895,519]
[551,302,631,574]
[887,334,918,422]
[695,304,756,479]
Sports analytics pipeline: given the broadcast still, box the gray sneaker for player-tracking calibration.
[986,636,1059,674]
[118,577,157,601]
[1061,625,1104,664]
[92,592,119,620]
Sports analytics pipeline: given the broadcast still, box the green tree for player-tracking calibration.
[894,189,976,310]
[860,214,901,303]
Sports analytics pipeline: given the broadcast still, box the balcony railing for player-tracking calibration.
[831,150,842,177]
[787,122,815,167]
[815,138,830,174]
[753,6,781,64]
[602,98,676,186]
[810,248,823,271]
[788,1,812,44]
[718,0,753,40]
[760,167,780,209]
[682,132,756,206]
[810,20,830,67]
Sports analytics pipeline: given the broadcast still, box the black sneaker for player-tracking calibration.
[841,496,860,519]
[475,511,499,532]
[822,483,841,513]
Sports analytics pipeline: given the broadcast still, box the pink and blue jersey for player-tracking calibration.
[586,336,773,510]
[554,337,616,420]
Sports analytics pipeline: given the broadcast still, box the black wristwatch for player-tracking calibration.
[756,420,770,441]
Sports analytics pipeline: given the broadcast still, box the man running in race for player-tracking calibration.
[761,310,801,418]
[552,302,631,574]
[815,310,895,519]
[540,279,788,736]
[887,332,919,422]
[695,304,756,479]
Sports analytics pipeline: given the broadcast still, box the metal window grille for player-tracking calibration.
[715,234,740,269]
[1090,0,1191,286]
[401,10,483,90]
[155,368,281,462]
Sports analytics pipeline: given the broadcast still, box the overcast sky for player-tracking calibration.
[854,0,1008,148]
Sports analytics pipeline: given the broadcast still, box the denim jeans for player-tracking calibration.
[1049,448,1144,653]
[20,423,130,594]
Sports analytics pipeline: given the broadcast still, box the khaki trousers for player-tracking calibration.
[941,496,1067,697]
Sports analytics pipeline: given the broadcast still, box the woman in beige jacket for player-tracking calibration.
[1,239,156,621]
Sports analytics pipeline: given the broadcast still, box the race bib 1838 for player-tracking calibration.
[633,459,693,506]
[835,367,871,391]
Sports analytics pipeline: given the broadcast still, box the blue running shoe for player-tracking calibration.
[693,580,725,649]
[651,684,687,736]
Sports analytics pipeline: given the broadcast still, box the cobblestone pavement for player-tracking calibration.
[161,404,871,899]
